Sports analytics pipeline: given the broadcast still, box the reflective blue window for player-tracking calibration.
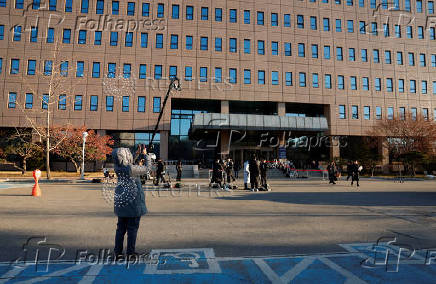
[169,66,177,79]
[214,67,222,83]
[44,60,52,75]
[92,62,100,78]
[229,38,237,53]
[122,96,129,112]
[201,7,209,20]
[284,14,290,27]
[60,61,68,76]
[156,34,163,48]
[257,40,265,55]
[185,66,192,81]
[81,0,89,13]
[186,6,194,20]
[141,33,148,48]
[139,64,146,79]
[47,28,54,43]
[27,60,36,75]
[170,34,178,49]
[16,0,24,9]
[76,61,84,77]
[30,27,38,42]
[106,96,114,111]
[94,31,102,45]
[299,72,306,87]
[90,96,98,111]
[123,64,131,78]
[42,94,49,109]
[96,0,104,14]
[33,0,40,9]
[312,73,319,88]
[244,69,251,84]
[257,11,264,25]
[25,93,33,109]
[74,95,83,110]
[157,3,164,18]
[285,72,292,86]
[258,70,265,85]
[112,1,119,14]
[244,39,250,54]
[215,8,222,21]
[154,65,162,79]
[215,37,222,51]
[271,71,279,85]
[110,32,118,46]
[78,30,86,44]
[108,63,116,78]
[138,97,146,112]
[230,9,237,23]
[125,32,133,47]
[13,26,22,41]
[127,2,135,16]
[65,0,72,12]
[229,68,237,84]
[200,37,208,50]
[63,29,71,43]
[142,3,150,16]
[200,67,207,82]
[8,92,17,109]
[11,59,20,74]
[186,36,193,50]
[172,4,179,19]
[153,97,161,113]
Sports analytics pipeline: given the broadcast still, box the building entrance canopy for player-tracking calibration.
[191,113,329,132]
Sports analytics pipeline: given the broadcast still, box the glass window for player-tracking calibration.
[408,52,415,66]
[110,32,118,46]
[25,93,33,109]
[125,32,133,46]
[229,38,237,53]
[347,20,354,33]
[104,95,114,112]
[312,44,318,58]
[92,62,100,78]
[349,48,355,61]
[33,0,40,9]
[127,2,135,16]
[433,81,436,94]
[386,78,393,92]
[364,106,370,120]
[76,61,84,77]
[429,1,435,14]
[397,51,403,65]
[405,0,411,11]
[258,40,265,55]
[94,31,102,45]
[81,0,88,13]
[406,26,413,38]
[30,26,38,42]
[139,64,146,79]
[416,0,422,12]
[359,21,366,34]
[432,54,436,66]
[325,74,332,89]
[299,72,306,87]
[310,16,317,30]
[78,30,86,44]
[229,9,237,23]
[352,105,359,119]
[169,66,177,79]
[13,25,22,41]
[123,64,131,78]
[157,3,164,18]
[285,72,292,86]
[140,33,148,48]
[170,34,178,49]
[90,95,98,111]
[41,95,50,112]
[376,107,382,120]
[297,15,304,28]
[215,37,222,51]
[361,49,367,61]
[60,61,68,76]
[74,95,83,110]
[186,35,193,50]
[271,41,278,55]
[420,53,426,66]
[258,70,265,84]
[16,0,24,9]
[324,45,331,59]
[312,73,319,88]
[153,97,161,113]
[122,96,129,112]
[47,28,54,43]
[339,105,346,119]
[58,95,66,110]
[284,14,291,27]
[215,8,222,21]
[172,4,180,19]
[154,65,162,79]
[423,108,429,120]
[138,97,146,112]
[350,76,357,90]
[8,92,17,109]
[244,39,251,54]
[156,34,163,49]
[201,7,209,20]
[108,63,116,78]
[422,80,427,94]
[27,60,36,75]
[244,69,251,84]
[96,0,104,14]
[229,68,237,84]
[298,43,305,57]
[335,19,342,32]
[371,22,378,36]
[336,47,343,60]
[10,59,20,74]
[399,79,405,92]
[271,13,278,26]
[112,1,119,14]
[200,67,207,82]
[257,11,264,25]
[373,49,380,63]
[418,26,424,39]
[384,23,389,37]
[430,27,436,40]
[347,0,354,6]
[362,77,369,90]
[385,50,391,64]
[338,75,344,89]
[323,18,330,31]
[200,37,208,50]
[244,10,251,24]
[214,67,222,83]
[271,71,279,85]
[186,6,194,20]
[44,60,52,75]
[395,25,401,38]
[375,78,381,91]
[142,3,150,17]
[387,107,394,120]
[410,80,416,93]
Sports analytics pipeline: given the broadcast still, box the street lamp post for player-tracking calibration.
[81,131,89,180]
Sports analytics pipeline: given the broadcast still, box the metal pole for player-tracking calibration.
[149,77,181,151]
[81,132,88,180]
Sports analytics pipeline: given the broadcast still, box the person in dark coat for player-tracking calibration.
[112,148,148,257]
[176,160,183,181]
[351,160,360,187]
[212,158,224,188]
[327,161,337,185]
[155,159,165,185]
[346,161,353,181]
[260,158,268,188]
[234,161,241,179]
[225,158,235,183]
[248,155,260,191]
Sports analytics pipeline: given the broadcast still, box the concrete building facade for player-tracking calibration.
[0,0,435,164]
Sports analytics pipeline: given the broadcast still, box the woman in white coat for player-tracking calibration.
[243,160,250,190]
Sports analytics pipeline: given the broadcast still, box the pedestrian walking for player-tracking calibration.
[351,160,361,187]
[225,158,235,183]
[327,161,338,185]
[243,160,250,190]
[212,158,224,188]
[176,160,183,181]
[346,161,353,181]
[260,158,268,190]
[155,159,165,185]
[249,154,260,191]
[234,161,241,179]
[112,148,148,258]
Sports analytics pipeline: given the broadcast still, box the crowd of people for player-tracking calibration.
[327,160,362,187]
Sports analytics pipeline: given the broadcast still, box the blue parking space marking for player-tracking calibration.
[1,243,435,283]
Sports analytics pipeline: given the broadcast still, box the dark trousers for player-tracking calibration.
[114,217,141,255]
[234,170,239,178]
[260,173,267,187]
[250,175,259,189]
[351,174,359,185]
[176,170,182,181]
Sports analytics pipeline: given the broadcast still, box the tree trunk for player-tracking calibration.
[71,159,80,175]
[22,159,27,174]
[46,128,51,180]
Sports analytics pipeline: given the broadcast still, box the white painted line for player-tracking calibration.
[252,259,284,284]
[16,263,89,284]
[281,257,315,282]
[0,266,26,284]
[319,257,367,284]
[77,265,104,284]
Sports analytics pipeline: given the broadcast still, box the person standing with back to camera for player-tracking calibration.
[112,148,148,259]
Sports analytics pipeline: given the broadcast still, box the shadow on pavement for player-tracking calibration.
[218,191,436,206]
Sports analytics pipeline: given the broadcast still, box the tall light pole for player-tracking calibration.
[81,131,88,180]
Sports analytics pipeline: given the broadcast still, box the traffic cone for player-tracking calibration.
[32,170,42,197]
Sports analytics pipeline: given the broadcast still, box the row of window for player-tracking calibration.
[3,1,434,21]
[4,58,436,94]
[6,92,162,113]
[338,105,434,121]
